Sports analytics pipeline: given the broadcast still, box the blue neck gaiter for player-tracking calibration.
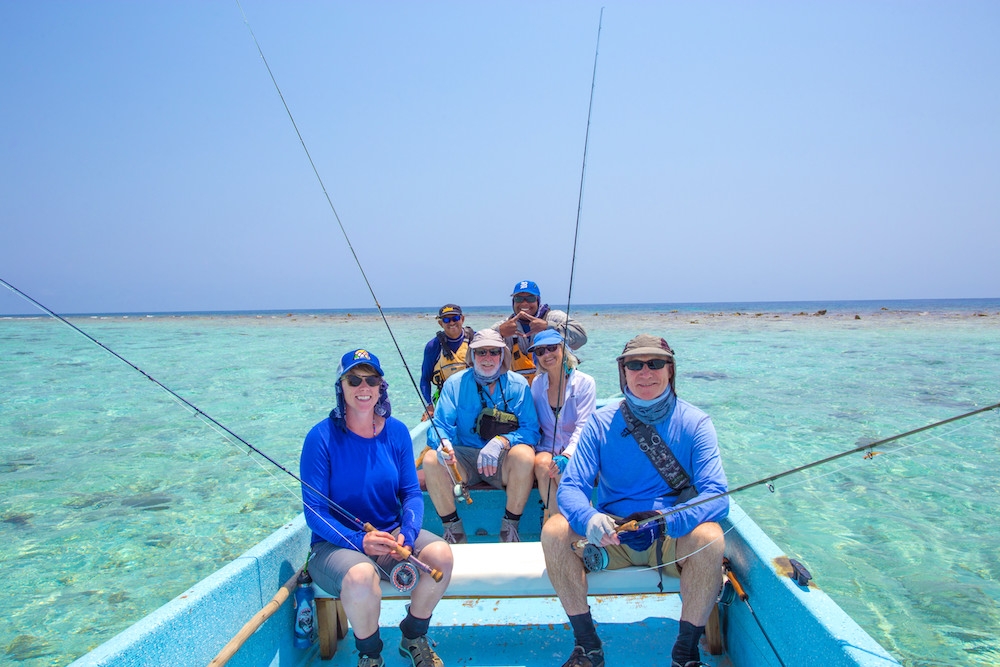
[624,386,676,425]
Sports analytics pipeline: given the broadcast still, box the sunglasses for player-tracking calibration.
[439,315,462,324]
[532,344,561,356]
[513,295,538,303]
[474,348,502,357]
[344,374,381,387]
[623,359,671,371]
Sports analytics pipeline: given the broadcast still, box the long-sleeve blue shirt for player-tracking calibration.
[558,399,729,539]
[300,416,423,550]
[427,369,540,450]
[419,333,468,404]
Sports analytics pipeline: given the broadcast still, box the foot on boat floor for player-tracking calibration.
[560,645,605,667]
[399,634,443,667]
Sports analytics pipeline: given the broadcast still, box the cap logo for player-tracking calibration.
[518,281,528,290]
[353,350,372,360]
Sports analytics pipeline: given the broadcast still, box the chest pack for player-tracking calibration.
[474,379,520,441]
[619,401,697,504]
[431,327,474,392]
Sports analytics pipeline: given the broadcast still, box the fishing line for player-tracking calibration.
[542,7,604,516]
[0,277,441,582]
[625,401,1000,530]
[235,0,429,419]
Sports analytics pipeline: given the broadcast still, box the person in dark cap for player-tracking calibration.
[419,304,474,418]
[301,349,453,667]
[541,335,729,667]
[493,280,587,385]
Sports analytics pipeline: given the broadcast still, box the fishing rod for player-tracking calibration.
[0,277,443,583]
[623,401,1000,530]
[235,1,472,506]
[539,8,604,517]
[721,557,786,667]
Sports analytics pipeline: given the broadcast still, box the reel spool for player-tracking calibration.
[389,561,420,592]
[581,544,609,572]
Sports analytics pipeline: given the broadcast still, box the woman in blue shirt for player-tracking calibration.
[300,349,452,667]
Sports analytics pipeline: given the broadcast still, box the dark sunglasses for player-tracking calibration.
[532,344,561,356]
[623,359,670,371]
[439,315,462,324]
[513,295,538,303]
[344,374,381,387]
[474,348,502,357]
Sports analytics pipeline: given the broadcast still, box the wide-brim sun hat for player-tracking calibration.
[616,334,675,392]
[468,328,511,374]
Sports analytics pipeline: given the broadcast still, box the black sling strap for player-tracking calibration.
[619,400,697,503]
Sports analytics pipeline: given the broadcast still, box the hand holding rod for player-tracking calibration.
[363,523,443,582]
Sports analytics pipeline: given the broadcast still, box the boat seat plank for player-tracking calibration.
[312,541,693,660]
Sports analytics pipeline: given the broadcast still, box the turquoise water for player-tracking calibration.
[1,301,998,666]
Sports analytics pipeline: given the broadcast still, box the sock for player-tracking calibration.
[355,629,383,658]
[399,608,431,640]
[503,509,522,522]
[671,620,704,664]
[568,610,601,653]
[439,511,460,524]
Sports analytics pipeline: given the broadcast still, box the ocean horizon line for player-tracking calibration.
[3,296,999,319]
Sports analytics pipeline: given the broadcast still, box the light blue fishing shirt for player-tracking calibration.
[559,398,729,539]
[427,369,540,450]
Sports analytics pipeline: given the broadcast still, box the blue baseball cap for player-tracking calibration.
[510,280,540,297]
[528,328,564,352]
[337,349,384,378]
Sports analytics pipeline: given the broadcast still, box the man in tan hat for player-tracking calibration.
[541,334,729,667]
[423,328,540,543]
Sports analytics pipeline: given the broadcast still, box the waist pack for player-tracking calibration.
[475,407,519,441]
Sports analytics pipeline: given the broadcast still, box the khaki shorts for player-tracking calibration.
[604,536,681,578]
[451,445,508,489]
[309,528,444,596]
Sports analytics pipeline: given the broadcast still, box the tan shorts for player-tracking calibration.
[604,537,681,577]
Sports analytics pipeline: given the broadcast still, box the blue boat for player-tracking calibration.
[69,419,902,667]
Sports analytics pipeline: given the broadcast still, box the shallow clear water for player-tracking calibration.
[1,301,998,666]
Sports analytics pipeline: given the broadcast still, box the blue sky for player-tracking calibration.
[2,1,998,315]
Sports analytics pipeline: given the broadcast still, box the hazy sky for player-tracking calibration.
[2,1,998,315]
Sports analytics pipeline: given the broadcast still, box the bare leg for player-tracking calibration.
[339,562,382,641]
[533,451,560,522]
[541,514,590,615]
[501,443,536,514]
[407,540,453,619]
[422,452,457,517]
[675,521,725,625]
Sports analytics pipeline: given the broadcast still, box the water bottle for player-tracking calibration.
[293,569,317,649]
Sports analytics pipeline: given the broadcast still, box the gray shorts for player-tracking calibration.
[309,528,444,596]
[452,445,508,489]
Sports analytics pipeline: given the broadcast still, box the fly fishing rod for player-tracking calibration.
[0,277,443,583]
[537,8,604,518]
[622,401,1000,530]
[235,0,473,506]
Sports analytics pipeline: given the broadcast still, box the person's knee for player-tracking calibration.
[541,514,571,553]
[341,563,381,598]
[420,541,454,573]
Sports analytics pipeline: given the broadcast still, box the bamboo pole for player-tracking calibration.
[207,568,302,667]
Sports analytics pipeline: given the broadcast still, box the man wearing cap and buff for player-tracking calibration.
[541,335,729,667]
[493,280,587,384]
[423,329,540,543]
[419,304,474,418]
